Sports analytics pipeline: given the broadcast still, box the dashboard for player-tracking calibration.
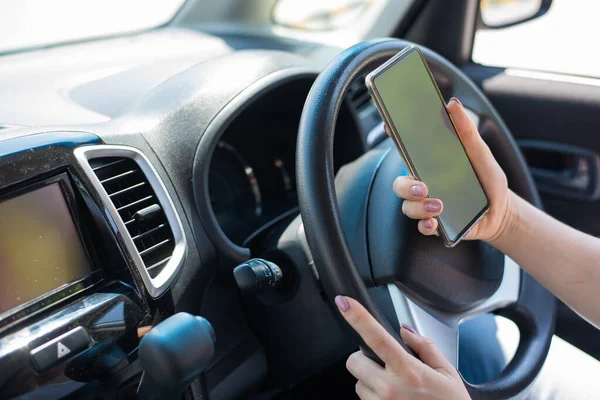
[0,27,380,400]
[210,138,298,246]
[208,77,364,247]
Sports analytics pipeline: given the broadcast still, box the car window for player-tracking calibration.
[473,0,600,78]
[0,0,185,55]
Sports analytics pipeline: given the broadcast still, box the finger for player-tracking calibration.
[446,98,478,142]
[400,324,453,372]
[355,381,379,400]
[447,98,494,166]
[335,296,413,368]
[393,176,428,200]
[402,199,443,219]
[418,218,438,236]
[346,351,386,389]
[384,124,391,138]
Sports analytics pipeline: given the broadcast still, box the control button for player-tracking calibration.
[30,327,91,371]
[57,342,71,357]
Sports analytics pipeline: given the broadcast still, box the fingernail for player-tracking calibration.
[335,295,350,312]
[410,185,425,197]
[424,200,442,213]
[450,97,462,107]
[401,323,417,334]
[423,219,434,230]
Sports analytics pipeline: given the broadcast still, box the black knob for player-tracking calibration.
[133,204,162,222]
[233,258,282,293]
[137,313,215,400]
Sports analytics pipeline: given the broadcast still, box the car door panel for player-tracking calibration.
[464,63,600,359]
[464,64,600,235]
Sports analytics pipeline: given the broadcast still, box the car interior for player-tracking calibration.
[0,0,598,399]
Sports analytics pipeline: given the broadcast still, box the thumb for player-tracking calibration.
[446,98,478,143]
[446,98,495,174]
[400,324,453,372]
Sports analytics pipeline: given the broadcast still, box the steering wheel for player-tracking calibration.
[297,39,555,399]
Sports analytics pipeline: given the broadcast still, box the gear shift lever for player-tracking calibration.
[137,312,216,399]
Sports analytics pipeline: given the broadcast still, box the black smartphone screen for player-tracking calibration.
[370,48,488,244]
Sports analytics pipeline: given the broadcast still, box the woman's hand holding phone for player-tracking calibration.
[393,98,514,243]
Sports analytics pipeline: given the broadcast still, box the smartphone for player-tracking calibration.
[365,46,489,247]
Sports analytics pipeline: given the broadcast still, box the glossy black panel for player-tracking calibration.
[0,132,99,188]
[0,287,147,398]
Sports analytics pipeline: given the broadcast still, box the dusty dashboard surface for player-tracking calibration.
[0,21,375,398]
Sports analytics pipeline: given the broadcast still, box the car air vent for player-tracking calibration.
[348,79,382,141]
[90,157,174,278]
[348,80,372,113]
[75,146,186,298]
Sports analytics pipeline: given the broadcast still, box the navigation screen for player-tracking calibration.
[0,182,93,315]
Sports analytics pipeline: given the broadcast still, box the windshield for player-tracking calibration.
[0,0,185,55]
[273,0,375,31]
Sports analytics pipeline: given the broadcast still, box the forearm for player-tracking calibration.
[491,191,600,328]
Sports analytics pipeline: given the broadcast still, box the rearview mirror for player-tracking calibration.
[480,0,553,28]
[272,0,370,31]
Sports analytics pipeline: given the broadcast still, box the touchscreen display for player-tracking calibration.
[0,182,92,315]
[372,49,488,241]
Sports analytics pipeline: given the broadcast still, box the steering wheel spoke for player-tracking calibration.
[388,283,460,366]
[387,256,520,368]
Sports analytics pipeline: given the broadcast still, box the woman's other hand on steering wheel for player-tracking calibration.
[391,98,513,242]
[335,295,470,400]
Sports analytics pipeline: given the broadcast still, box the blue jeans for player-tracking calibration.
[458,314,600,399]
[459,313,506,384]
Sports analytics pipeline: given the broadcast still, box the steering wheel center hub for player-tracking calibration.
[367,150,504,312]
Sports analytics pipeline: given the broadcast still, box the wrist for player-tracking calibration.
[488,190,519,247]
